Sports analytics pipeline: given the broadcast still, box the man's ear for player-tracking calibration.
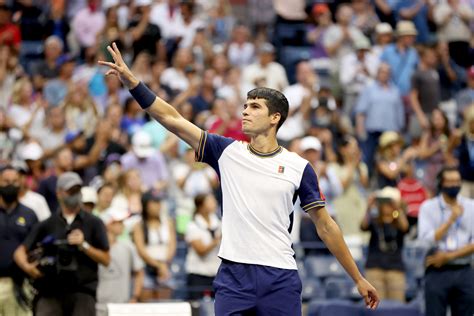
[271,112,281,125]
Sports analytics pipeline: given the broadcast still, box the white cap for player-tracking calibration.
[376,186,401,203]
[375,23,393,35]
[100,203,130,225]
[135,0,152,6]
[19,142,44,161]
[81,186,98,204]
[103,0,119,9]
[132,130,154,158]
[300,136,322,152]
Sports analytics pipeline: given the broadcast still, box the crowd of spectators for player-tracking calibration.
[0,0,473,315]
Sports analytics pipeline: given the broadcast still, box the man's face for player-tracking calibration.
[442,170,462,189]
[0,169,20,187]
[242,98,279,136]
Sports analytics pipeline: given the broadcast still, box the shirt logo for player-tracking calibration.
[278,166,285,174]
[16,216,26,226]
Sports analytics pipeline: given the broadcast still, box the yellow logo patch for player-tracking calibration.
[16,216,26,226]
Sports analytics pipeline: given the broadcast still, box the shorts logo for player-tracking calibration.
[278,166,285,174]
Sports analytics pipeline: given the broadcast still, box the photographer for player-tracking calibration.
[0,165,38,316]
[14,172,110,316]
[360,186,409,302]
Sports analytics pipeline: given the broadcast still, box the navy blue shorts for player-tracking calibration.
[213,259,302,316]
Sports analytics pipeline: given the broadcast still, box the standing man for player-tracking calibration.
[14,172,110,316]
[418,167,474,316]
[99,43,379,314]
[0,165,38,316]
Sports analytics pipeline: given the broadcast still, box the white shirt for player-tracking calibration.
[227,42,255,68]
[150,3,184,40]
[339,52,378,95]
[185,213,221,276]
[242,61,289,91]
[196,131,326,269]
[20,190,51,222]
[160,67,189,93]
[278,83,309,141]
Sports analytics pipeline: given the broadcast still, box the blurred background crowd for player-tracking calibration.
[0,0,473,315]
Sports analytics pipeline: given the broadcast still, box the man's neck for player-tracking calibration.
[442,193,457,205]
[62,206,80,217]
[250,133,279,153]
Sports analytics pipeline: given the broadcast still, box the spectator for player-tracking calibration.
[43,1,70,48]
[332,136,370,237]
[15,161,51,222]
[418,109,453,195]
[418,167,474,316]
[36,106,67,159]
[96,206,144,316]
[111,169,144,216]
[133,190,176,301]
[0,5,21,52]
[339,36,378,116]
[43,55,75,107]
[373,0,397,27]
[355,63,405,169]
[371,22,393,62]
[394,0,432,44]
[433,0,474,68]
[306,3,332,70]
[279,61,318,145]
[208,97,248,142]
[436,41,466,105]
[455,66,474,119]
[71,0,106,53]
[208,0,235,45]
[14,172,110,316]
[409,46,441,138]
[227,25,255,69]
[30,36,64,91]
[361,187,408,302]
[323,4,365,68]
[188,69,216,116]
[160,48,193,96]
[242,42,288,91]
[149,0,183,58]
[185,193,221,300]
[351,0,380,38]
[375,131,417,188]
[0,45,21,109]
[93,182,116,216]
[121,130,169,191]
[0,165,38,316]
[177,1,206,49]
[380,20,419,98]
[81,186,98,213]
[451,106,474,198]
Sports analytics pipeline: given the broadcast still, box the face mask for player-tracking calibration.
[442,186,461,199]
[0,185,20,205]
[62,192,82,209]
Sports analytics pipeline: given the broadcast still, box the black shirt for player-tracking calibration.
[23,210,109,297]
[365,218,405,271]
[37,175,58,214]
[0,203,38,279]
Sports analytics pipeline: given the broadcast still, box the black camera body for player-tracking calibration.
[30,236,79,276]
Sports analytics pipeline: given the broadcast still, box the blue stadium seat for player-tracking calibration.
[361,300,423,316]
[302,278,324,302]
[304,256,347,280]
[307,299,364,316]
[324,277,359,300]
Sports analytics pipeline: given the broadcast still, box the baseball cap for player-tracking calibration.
[100,204,130,225]
[375,23,393,35]
[354,37,371,50]
[57,172,83,191]
[81,186,98,204]
[19,142,44,161]
[300,136,322,152]
[132,130,154,158]
[376,186,401,203]
[259,42,275,54]
[312,3,329,15]
[467,66,474,79]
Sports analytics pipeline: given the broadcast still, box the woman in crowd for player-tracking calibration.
[185,193,221,300]
[360,187,408,302]
[133,190,177,301]
[112,169,143,215]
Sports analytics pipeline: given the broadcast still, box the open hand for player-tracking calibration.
[67,229,85,246]
[356,278,379,309]
[98,42,138,89]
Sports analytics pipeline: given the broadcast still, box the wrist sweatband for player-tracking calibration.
[129,82,156,110]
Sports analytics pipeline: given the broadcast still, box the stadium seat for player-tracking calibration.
[302,278,325,302]
[324,277,359,300]
[304,256,347,280]
[361,300,423,316]
[107,302,191,316]
[307,299,363,316]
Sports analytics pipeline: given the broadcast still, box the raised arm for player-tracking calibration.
[98,43,202,150]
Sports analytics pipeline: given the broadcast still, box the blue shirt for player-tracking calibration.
[381,44,419,96]
[394,0,431,43]
[355,81,405,132]
[418,195,474,265]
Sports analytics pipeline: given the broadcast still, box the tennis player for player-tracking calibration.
[99,43,379,315]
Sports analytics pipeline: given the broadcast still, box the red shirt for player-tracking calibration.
[0,23,21,49]
[397,178,428,218]
[209,118,249,142]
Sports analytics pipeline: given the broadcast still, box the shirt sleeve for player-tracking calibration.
[195,130,234,174]
[298,163,326,212]
[417,200,436,244]
[185,222,201,243]
[128,241,145,272]
[91,218,110,251]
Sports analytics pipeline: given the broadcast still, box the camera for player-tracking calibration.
[29,235,79,276]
